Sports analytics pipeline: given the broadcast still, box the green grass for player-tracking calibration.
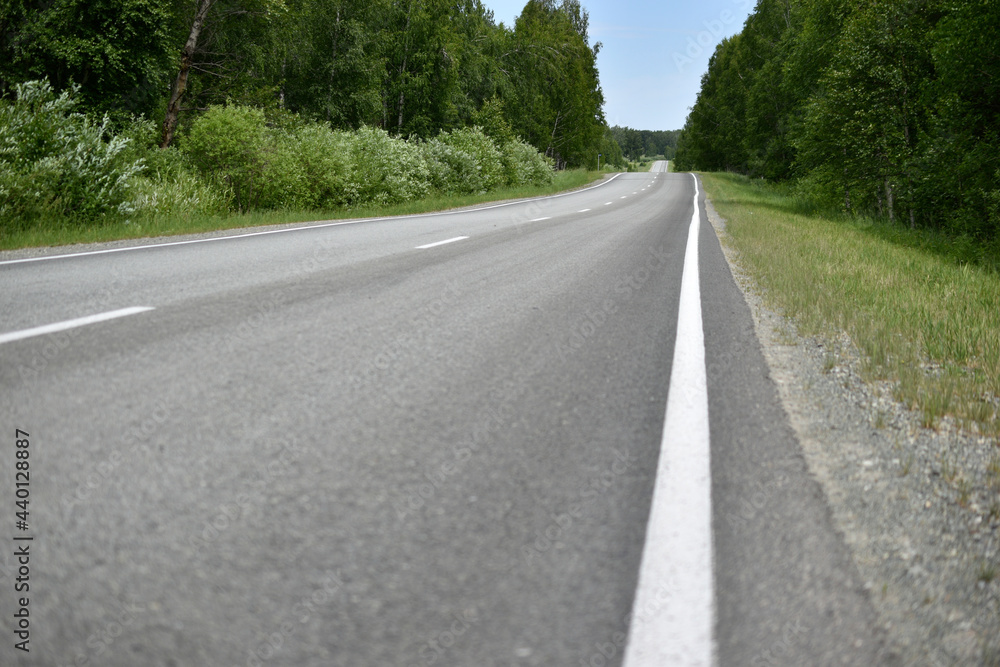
[634,157,662,172]
[701,172,1000,436]
[1,169,603,252]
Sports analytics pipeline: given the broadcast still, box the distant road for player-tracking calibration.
[0,163,883,665]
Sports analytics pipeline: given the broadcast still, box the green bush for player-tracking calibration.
[295,125,354,208]
[421,138,480,194]
[268,124,352,209]
[437,127,505,192]
[116,116,182,177]
[185,108,357,212]
[0,80,145,227]
[1,86,559,228]
[501,138,554,187]
[109,115,225,220]
[253,129,308,210]
[345,126,429,205]
[422,127,552,194]
[183,104,267,212]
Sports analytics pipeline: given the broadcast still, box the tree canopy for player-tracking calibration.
[0,0,613,167]
[674,0,1000,242]
[610,127,680,161]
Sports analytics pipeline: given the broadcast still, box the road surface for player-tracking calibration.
[0,163,885,666]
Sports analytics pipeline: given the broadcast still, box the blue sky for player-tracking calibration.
[485,0,755,131]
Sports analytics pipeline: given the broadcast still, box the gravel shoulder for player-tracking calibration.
[706,197,1000,666]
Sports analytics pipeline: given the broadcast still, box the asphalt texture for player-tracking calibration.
[0,165,885,666]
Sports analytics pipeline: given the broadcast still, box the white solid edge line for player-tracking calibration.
[0,175,624,267]
[415,236,469,249]
[621,173,715,667]
[0,306,155,345]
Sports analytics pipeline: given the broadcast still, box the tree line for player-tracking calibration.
[610,127,680,161]
[0,0,614,169]
[674,0,1000,243]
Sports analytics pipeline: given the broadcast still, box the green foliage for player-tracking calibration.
[674,34,748,173]
[183,104,267,211]
[281,0,384,127]
[2,25,562,224]
[677,0,1000,244]
[183,106,362,210]
[436,126,504,191]
[922,0,1000,240]
[345,126,430,205]
[381,0,463,136]
[1,0,612,170]
[421,137,481,194]
[500,138,554,187]
[610,127,679,162]
[129,167,229,220]
[472,97,515,146]
[0,0,175,120]
[275,124,353,209]
[111,115,227,219]
[506,0,606,168]
[596,127,625,169]
[420,127,552,194]
[0,80,145,228]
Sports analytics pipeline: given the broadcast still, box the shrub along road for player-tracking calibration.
[1,166,886,665]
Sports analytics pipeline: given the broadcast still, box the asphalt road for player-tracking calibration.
[0,163,886,666]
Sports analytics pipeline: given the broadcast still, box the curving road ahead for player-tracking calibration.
[0,163,886,666]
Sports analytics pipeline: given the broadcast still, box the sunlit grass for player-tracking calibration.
[1,169,604,251]
[701,172,1000,436]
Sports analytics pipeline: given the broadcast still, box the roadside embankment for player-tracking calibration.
[701,172,1000,666]
[1,169,604,253]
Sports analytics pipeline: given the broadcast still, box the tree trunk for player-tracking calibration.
[843,148,851,213]
[396,1,413,133]
[885,177,894,223]
[903,122,915,229]
[547,110,562,160]
[326,8,340,122]
[160,0,215,148]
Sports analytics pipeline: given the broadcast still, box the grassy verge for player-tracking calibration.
[634,157,659,172]
[701,172,1000,436]
[1,169,603,252]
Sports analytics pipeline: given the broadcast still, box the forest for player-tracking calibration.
[0,0,631,227]
[674,0,1000,246]
[610,126,680,162]
[0,0,609,164]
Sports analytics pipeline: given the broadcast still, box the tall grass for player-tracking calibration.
[702,172,1000,435]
